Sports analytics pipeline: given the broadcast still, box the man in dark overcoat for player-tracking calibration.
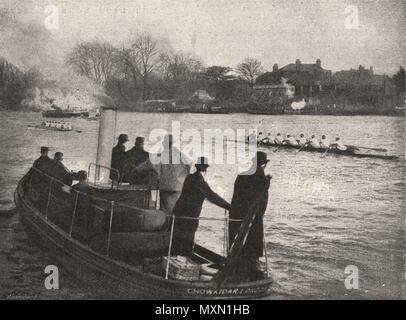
[228,151,271,281]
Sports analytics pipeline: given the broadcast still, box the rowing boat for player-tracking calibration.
[257,141,399,160]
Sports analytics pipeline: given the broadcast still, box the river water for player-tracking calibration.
[0,110,405,299]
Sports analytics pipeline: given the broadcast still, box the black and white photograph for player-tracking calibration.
[0,0,405,302]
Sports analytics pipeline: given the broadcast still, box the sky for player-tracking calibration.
[1,0,405,75]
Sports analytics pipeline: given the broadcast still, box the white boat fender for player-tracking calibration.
[199,274,213,282]
[200,263,218,275]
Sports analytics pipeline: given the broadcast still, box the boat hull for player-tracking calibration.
[14,174,273,299]
[258,141,398,160]
[42,111,89,118]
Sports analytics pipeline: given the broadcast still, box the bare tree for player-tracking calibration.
[67,41,118,86]
[133,35,160,100]
[118,46,141,92]
[236,57,264,89]
[159,51,204,98]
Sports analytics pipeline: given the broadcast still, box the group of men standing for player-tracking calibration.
[111,133,272,280]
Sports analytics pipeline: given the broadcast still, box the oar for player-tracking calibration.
[296,144,307,153]
[321,147,331,157]
[347,145,387,152]
[273,144,281,152]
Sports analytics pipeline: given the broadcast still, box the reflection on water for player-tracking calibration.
[0,111,405,299]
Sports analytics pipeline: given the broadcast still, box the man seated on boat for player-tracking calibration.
[274,133,284,145]
[228,151,271,282]
[283,134,299,147]
[297,134,307,146]
[308,135,320,148]
[110,133,129,182]
[319,135,330,149]
[48,152,77,192]
[170,157,231,256]
[331,137,347,151]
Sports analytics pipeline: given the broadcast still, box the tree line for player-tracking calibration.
[65,34,264,106]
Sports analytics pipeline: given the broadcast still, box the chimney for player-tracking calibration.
[95,106,117,183]
[316,58,321,67]
[273,64,278,72]
[369,66,373,74]
[295,59,301,70]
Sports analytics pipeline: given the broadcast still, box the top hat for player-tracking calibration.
[195,156,210,169]
[256,151,269,165]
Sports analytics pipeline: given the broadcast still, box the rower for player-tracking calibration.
[257,132,264,142]
[297,133,307,146]
[261,132,272,144]
[319,135,330,148]
[308,135,320,148]
[331,137,347,151]
[284,134,299,147]
[274,133,284,145]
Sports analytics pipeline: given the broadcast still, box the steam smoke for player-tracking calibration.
[0,9,108,111]
[280,77,295,99]
[291,98,306,110]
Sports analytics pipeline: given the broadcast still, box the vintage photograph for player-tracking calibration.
[0,0,404,300]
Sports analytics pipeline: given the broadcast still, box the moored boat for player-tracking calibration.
[42,110,89,118]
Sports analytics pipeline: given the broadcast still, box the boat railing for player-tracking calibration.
[26,167,269,279]
[88,162,121,189]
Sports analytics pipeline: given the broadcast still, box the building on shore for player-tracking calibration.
[251,59,400,114]
[255,59,334,97]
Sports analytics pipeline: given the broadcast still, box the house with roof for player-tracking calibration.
[255,59,334,96]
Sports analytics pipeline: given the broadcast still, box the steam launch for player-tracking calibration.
[14,107,273,299]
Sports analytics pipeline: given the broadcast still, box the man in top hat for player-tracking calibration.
[110,133,129,182]
[122,136,152,184]
[228,151,271,281]
[171,157,231,256]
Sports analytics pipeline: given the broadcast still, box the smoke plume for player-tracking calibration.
[0,9,108,111]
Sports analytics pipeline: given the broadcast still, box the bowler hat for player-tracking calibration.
[118,134,129,142]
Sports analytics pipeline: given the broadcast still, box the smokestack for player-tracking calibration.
[95,106,117,182]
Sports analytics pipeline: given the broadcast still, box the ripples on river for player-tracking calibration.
[0,111,404,299]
